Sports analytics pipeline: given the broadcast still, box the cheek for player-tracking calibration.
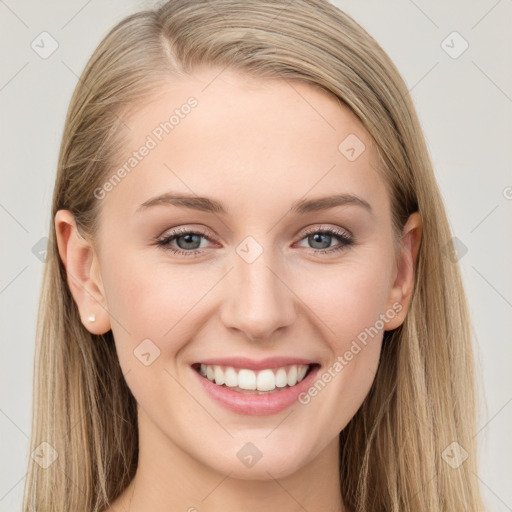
[293,263,389,432]
[101,260,208,414]
[100,251,217,368]
[301,258,393,351]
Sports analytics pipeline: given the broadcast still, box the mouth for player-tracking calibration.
[191,362,319,395]
[190,356,321,415]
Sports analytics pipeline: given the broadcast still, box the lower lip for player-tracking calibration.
[192,364,320,416]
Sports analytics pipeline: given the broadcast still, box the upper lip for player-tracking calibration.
[193,356,318,371]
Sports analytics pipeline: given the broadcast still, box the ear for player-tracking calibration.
[384,211,422,330]
[54,210,111,335]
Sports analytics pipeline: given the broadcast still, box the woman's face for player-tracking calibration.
[61,67,419,480]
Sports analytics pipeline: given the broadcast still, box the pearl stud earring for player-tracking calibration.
[88,314,96,323]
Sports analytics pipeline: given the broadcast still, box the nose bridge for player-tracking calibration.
[220,240,296,340]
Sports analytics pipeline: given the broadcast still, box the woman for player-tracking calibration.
[23,0,485,510]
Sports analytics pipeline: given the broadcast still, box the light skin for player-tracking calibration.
[55,67,421,512]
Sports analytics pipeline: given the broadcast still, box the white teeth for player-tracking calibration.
[224,366,238,387]
[238,369,257,390]
[297,365,308,381]
[256,369,276,391]
[275,368,288,388]
[287,365,298,386]
[214,365,224,385]
[198,363,311,392]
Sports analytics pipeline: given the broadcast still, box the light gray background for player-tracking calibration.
[1,1,511,510]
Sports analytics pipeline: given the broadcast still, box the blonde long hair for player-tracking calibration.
[23,1,485,510]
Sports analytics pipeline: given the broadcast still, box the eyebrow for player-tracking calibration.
[136,191,373,216]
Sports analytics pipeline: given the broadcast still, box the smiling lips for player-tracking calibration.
[192,357,321,415]
[198,363,310,393]
[192,356,318,394]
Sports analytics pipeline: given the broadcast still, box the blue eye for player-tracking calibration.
[155,228,212,258]
[154,226,353,257]
[299,227,354,254]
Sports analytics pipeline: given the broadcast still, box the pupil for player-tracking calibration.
[311,233,330,249]
[179,234,200,249]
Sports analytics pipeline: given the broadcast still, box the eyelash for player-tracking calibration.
[154,226,354,258]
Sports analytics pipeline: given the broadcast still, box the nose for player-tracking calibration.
[219,248,297,342]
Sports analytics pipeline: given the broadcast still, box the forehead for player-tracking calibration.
[99,67,389,223]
